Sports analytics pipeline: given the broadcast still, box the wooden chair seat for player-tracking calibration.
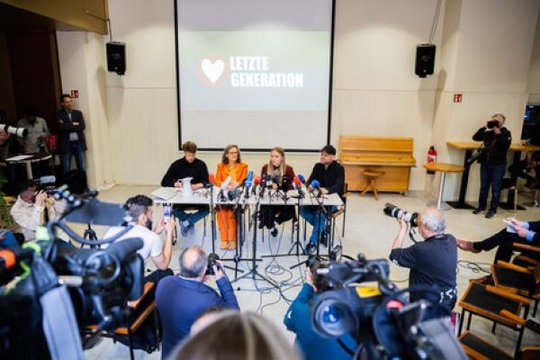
[360,170,386,200]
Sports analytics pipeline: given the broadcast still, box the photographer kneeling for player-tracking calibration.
[389,208,457,315]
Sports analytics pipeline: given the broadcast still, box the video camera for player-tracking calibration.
[311,254,466,360]
[383,203,418,227]
[0,188,144,359]
[0,124,28,138]
[34,175,57,194]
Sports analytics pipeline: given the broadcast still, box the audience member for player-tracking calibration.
[300,145,344,254]
[161,141,209,237]
[56,94,87,175]
[215,145,248,249]
[10,181,57,241]
[457,217,540,263]
[389,208,457,314]
[284,261,356,360]
[471,113,512,218]
[156,245,239,358]
[170,312,300,360]
[104,194,175,284]
[17,105,49,153]
[259,146,296,237]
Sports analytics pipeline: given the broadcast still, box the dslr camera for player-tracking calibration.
[0,124,28,138]
[486,119,500,129]
[383,203,418,227]
[205,252,220,275]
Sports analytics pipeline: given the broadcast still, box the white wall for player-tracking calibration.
[55,0,540,199]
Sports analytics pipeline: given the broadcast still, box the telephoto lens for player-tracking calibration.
[383,203,418,227]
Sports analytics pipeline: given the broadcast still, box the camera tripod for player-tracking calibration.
[80,224,99,249]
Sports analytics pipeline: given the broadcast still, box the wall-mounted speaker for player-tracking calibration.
[415,43,436,78]
[106,42,126,75]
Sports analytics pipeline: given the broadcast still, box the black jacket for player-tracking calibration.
[161,158,209,187]
[56,108,87,152]
[472,126,511,165]
[306,161,345,197]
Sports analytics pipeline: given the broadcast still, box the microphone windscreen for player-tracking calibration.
[293,176,302,187]
[245,170,254,187]
[311,180,320,189]
[209,173,215,184]
[298,174,306,184]
[254,176,261,185]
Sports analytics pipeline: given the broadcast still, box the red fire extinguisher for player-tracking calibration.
[427,145,437,174]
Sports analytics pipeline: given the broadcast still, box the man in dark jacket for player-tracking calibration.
[156,245,239,359]
[471,113,511,218]
[56,94,87,175]
[161,141,210,236]
[457,218,540,263]
[389,208,457,314]
[300,145,345,253]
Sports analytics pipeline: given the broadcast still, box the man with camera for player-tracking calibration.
[104,194,176,283]
[471,113,512,218]
[10,181,57,241]
[284,260,356,360]
[155,245,239,359]
[161,141,210,237]
[389,208,457,314]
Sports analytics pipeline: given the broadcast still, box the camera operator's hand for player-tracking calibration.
[213,260,226,280]
[397,218,410,231]
[506,217,524,228]
[34,191,47,206]
[493,126,502,135]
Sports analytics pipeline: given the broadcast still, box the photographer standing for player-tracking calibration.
[389,208,457,314]
[156,245,239,359]
[472,113,512,218]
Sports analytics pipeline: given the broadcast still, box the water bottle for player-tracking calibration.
[163,205,172,224]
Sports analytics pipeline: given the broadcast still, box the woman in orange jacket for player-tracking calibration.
[215,144,248,249]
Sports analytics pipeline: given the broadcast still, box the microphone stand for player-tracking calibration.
[231,186,279,289]
[262,188,305,258]
[209,185,217,254]
[215,187,244,275]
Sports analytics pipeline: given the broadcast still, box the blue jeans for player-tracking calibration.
[300,205,337,244]
[61,141,85,174]
[173,205,209,226]
[478,163,506,211]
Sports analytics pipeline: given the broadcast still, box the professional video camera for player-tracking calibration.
[383,203,418,227]
[311,254,466,360]
[0,124,28,138]
[34,175,57,194]
[0,187,144,359]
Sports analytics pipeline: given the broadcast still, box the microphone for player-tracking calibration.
[244,171,254,198]
[310,180,321,197]
[253,176,261,195]
[297,174,306,185]
[220,176,232,191]
[281,175,289,193]
[265,174,273,189]
[293,176,305,198]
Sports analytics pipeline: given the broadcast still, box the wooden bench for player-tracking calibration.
[339,136,416,193]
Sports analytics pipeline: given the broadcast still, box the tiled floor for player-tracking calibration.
[78,185,540,359]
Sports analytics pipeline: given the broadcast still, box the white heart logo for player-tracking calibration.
[201,59,225,84]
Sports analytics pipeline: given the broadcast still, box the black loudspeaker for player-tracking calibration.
[106,42,126,75]
[415,43,436,78]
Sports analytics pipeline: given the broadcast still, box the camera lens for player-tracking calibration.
[312,297,357,338]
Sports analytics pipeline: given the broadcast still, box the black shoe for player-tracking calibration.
[472,208,484,215]
[304,243,316,255]
[485,209,496,219]
[270,227,278,237]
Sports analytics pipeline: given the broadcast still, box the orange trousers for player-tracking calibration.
[216,205,236,248]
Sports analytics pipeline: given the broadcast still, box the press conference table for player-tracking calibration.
[152,186,343,244]
[447,141,540,209]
